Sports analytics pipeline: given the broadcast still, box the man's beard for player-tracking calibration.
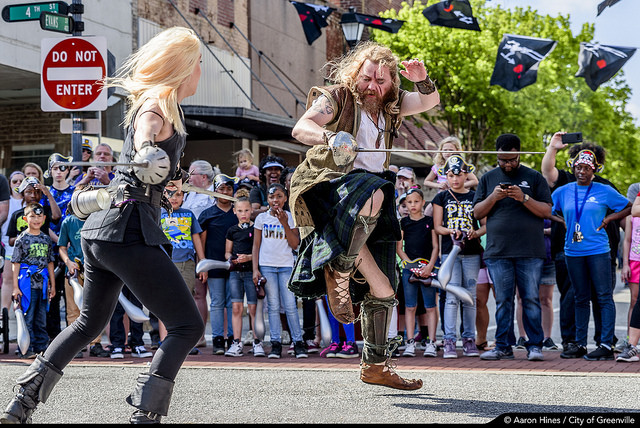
[500,165,519,177]
[358,89,384,115]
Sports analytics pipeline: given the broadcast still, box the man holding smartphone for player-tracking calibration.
[473,133,552,361]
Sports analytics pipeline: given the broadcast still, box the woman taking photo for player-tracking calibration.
[552,148,630,361]
[1,27,204,424]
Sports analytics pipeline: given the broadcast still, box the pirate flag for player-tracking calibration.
[422,0,481,31]
[597,0,622,16]
[575,42,636,91]
[354,12,404,33]
[290,1,335,45]
[490,34,557,92]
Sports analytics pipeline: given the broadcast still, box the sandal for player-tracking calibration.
[477,342,494,351]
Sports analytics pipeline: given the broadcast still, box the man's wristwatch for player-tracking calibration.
[522,194,530,203]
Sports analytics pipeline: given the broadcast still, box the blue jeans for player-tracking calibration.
[230,271,257,305]
[485,258,544,351]
[565,252,615,347]
[442,253,480,340]
[401,268,437,308]
[23,287,48,353]
[554,252,576,345]
[207,277,233,338]
[261,266,302,343]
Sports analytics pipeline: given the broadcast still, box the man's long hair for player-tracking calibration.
[323,41,401,116]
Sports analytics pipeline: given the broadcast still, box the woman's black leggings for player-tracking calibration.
[44,238,204,381]
[631,295,640,330]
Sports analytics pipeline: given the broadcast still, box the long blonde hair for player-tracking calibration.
[103,27,201,136]
[433,136,463,166]
[323,41,401,116]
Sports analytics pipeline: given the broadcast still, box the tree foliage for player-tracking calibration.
[373,0,640,190]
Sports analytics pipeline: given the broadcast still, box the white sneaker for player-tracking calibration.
[253,341,266,357]
[423,341,437,357]
[402,339,416,357]
[110,347,124,359]
[224,340,243,357]
[287,342,295,355]
[242,330,254,346]
[132,346,152,358]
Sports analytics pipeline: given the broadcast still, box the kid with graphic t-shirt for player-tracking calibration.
[432,155,485,359]
[252,183,306,359]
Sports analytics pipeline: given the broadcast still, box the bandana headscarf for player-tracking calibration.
[566,149,603,173]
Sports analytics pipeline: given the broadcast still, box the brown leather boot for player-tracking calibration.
[324,265,355,324]
[360,361,423,390]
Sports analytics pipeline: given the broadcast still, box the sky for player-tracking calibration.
[487,0,640,123]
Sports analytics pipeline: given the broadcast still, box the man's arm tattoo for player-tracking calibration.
[312,97,334,116]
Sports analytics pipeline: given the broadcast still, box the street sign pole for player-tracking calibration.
[70,0,83,164]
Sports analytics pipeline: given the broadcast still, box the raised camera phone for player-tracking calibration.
[561,132,583,144]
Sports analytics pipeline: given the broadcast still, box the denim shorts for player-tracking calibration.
[229,271,257,305]
[539,261,556,286]
[401,268,436,308]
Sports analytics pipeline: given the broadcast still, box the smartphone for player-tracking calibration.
[499,182,511,189]
[561,132,583,144]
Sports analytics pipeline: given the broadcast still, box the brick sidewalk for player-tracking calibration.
[2,342,638,375]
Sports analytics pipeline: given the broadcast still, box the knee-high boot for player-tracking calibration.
[359,293,423,390]
[1,355,64,424]
[325,212,380,324]
[126,373,175,424]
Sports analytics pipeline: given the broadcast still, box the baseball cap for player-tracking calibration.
[261,161,285,170]
[396,167,414,179]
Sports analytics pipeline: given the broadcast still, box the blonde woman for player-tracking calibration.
[423,136,478,190]
[2,27,204,424]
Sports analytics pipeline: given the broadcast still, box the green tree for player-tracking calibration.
[374,0,640,190]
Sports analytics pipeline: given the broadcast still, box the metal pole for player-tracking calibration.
[70,0,84,163]
[355,148,546,155]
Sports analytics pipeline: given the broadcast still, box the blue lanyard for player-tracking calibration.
[574,182,593,225]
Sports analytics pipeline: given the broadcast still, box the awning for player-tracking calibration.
[182,105,297,141]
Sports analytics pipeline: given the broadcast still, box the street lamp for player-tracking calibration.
[340,7,364,49]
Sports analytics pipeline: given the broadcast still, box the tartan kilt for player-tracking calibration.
[288,169,401,304]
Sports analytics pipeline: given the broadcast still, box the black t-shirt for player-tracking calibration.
[550,169,621,259]
[225,223,254,272]
[249,184,267,208]
[432,189,483,255]
[7,206,52,240]
[400,215,435,261]
[473,165,552,259]
[198,205,238,278]
[0,175,10,202]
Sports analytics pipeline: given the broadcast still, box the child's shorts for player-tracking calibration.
[630,260,640,284]
[477,267,493,285]
[539,261,556,286]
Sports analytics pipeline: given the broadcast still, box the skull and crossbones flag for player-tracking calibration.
[353,12,405,33]
[422,0,481,31]
[575,42,636,91]
[597,0,622,17]
[490,34,557,92]
[290,1,335,45]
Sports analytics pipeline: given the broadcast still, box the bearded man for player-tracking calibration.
[288,41,439,390]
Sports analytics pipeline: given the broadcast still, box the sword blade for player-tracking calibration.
[355,148,545,155]
[182,184,238,202]
[14,307,30,354]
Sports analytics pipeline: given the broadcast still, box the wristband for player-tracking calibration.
[415,77,436,95]
[322,130,337,146]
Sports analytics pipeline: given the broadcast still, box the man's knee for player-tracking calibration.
[359,189,384,217]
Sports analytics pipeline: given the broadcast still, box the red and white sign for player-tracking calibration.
[41,36,107,112]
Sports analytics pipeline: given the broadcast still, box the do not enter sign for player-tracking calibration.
[41,36,107,111]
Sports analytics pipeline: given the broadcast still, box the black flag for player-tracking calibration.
[597,0,622,16]
[290,1,335,45]
[354,12,404,33]
[490,34,557,92]
[575,42,636,91]
[422,0,481,31]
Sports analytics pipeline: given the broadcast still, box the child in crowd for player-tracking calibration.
[252,183,307,359]
[424,137,479,191]
[432,155,485,358]
[234,149,260,186]
[199,174,238,354]
[7,178,55,247]
[620,213,640,351]
[160,180,207,355]
[319,296,359,358]
[224,190,258,357]
[11,202,56,358]
[396,187,440,357]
